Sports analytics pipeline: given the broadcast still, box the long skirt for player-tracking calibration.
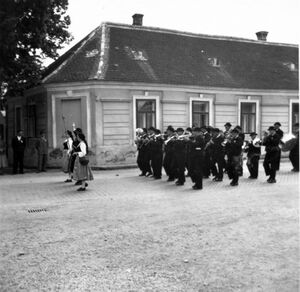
[61,150,70,173]
[73,156,94,181]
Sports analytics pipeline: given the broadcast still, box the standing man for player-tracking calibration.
[36,130,48,172]
[263,126,281,183]
[226,128,243,186]
[210,128,225,182]
[149,129,164,179]
[201,126,212,178]
[274,122,283,171]
[289,123,299,172]
[163,126,177,181]
[12,130,26,174]
[244,132,261,179]
[189,127,205,190]
[173,128,187,186]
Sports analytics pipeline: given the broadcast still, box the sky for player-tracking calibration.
[46,0,299,65]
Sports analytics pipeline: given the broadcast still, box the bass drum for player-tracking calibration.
[282,138,297,152]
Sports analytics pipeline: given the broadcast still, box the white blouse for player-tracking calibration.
[78,141,87,158]
[66,138,73,154]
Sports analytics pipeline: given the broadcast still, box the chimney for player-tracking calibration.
[256,31,268,41]
[132,14,143,26]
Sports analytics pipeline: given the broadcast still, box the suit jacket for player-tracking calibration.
[36,137,48,155]
[12,136,26,153]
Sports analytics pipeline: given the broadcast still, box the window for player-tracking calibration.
[240,102,256,133]
[192,101,209,127]
[15,106,22,133]
[136,99,156,129]
[27,104,36,137]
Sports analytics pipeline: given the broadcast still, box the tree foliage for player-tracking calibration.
[0,0,72,97]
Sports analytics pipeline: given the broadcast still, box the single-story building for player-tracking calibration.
[7,14,299,168]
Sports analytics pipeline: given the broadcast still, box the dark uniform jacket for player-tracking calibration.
[12,136,26,153]
[246,140,261,157]
[263,134,280,153]
[189,136,205,157]
[226,136,243,157]
[211,135,225,156]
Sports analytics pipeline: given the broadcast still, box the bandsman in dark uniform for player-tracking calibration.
[289,123,299,172]
[223,122,232,171]
[201,126,212,178]
[144,126,155,177]
[149,129,164,179]
[188,127,205,190]
[173,128,187,186]
[234,125,245,176]
[262,126,281,183]
[226,128,243,186]
[274,122,284,171]
[244,132,261,179]
[163,126,177,181]
[210,128,225,182]
[135,128,148,176]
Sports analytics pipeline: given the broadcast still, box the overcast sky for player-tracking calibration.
[46,0,299,65]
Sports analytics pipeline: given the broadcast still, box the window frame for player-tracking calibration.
[238,99,260,134]
[189,97,213,127]
[289,99,299,133]
[133,95,160,139]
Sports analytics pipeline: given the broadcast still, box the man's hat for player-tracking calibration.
[168,127,175,132]
[268,126,276,131]
[186,127,192,132]
[148,126,156,131]
[176,127,184,132]
[212,128,220,133]
[250,132,257,136]
[274,122,281,126]
[224,122,232,127]
[231,128,239,134]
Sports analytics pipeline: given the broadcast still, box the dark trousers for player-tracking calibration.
[247,155,260,178]
[211,154,224,179]
[227,155,240,183]
[175,152,186,183]
[13,151,24,174]
[275,148,281,171]
[151,151,163,178]
[164,151,176,179]
[263,151,279,179]
[137,149,147,174]
[289,151,299,171]
[190,155,203,188]
[203,151,211,177]
[144,149,152,174]
[38,154,47,171]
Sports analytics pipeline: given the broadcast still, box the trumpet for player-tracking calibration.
[164,133,178,145]
[177,132,192,140]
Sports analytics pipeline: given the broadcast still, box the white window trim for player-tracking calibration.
[289,99,299,133]
[51,92,91,148]
[189,97,214,127]
[133,95,160,139]
[238,99,260,133]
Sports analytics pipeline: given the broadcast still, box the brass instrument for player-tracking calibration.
[164,133,178,145]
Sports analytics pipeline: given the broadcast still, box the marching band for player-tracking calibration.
[135,122,300,189]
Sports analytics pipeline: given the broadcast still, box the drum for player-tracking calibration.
[282,138,297,152]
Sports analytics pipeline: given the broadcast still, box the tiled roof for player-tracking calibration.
[43,23,299,90]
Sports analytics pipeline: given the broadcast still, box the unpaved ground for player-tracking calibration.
[0,161,299,291]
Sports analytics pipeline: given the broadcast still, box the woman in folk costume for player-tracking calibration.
[63,130,74,182]
[72,133,93,191]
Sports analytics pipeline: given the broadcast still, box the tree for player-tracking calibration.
[0,0,73,97]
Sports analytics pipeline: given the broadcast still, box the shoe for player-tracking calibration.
[139,173,146,176]
[85,182,88,187]
[268,178,276,183]
[176,181,184,186]
[267,177,272,183]
[230,181,238,186]
[192,185,202,190]
[291,168,299,172]
[215,178,223,182]
[167,178,175,182]
[75,181,82,186]
[145,172,152,177]
[77,187,86,191]
[212,177,217,181]
[64,179,72,183]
